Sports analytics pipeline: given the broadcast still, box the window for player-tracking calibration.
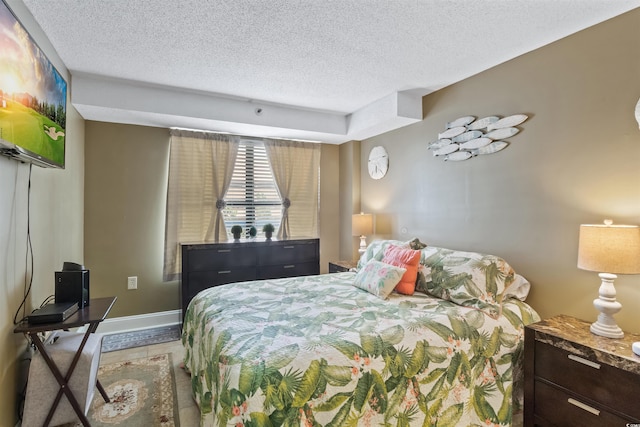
[223,140,281,235]
[165,130,320,281]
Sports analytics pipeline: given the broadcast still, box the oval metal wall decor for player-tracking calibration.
[473,140,509,155]
[427,138,452,150]
[487,114,528,131]
[428,114,527,161]
[452,130,483,143]
[446,116,476,129]
[467,116,499,130]
[485,127,519,140]
[445,151,472,161]
[433,143,460,156]
[438,126,466,139]
[459,137,492,150]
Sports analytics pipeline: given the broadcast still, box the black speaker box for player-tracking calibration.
[55,270,90,308]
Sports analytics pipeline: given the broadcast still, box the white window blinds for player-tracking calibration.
[223,140,282,233]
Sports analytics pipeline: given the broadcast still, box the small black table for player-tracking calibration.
[15,296,117,426]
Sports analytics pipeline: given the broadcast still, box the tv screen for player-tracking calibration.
[0,0,67,168]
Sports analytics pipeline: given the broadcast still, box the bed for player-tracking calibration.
[182,240,540,427]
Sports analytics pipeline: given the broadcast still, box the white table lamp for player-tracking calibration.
[352,213,373,254]
[577,220,640,340]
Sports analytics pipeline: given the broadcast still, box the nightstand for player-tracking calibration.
[524,314,640,426]
[328,260,357,273]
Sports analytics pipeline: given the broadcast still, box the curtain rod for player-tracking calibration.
[170,127,322,144]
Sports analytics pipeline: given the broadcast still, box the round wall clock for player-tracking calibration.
[368,146,388,180]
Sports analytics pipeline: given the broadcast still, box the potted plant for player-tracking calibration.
[231,225,243,240]
[262,223,275,240]
[249,226,257,238]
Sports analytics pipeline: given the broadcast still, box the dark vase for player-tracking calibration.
[265,231,273,240]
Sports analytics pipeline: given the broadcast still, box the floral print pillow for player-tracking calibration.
[356,240,405,270]
[416,247,517,318]
[352,259,406,299]
[356,238,427,270]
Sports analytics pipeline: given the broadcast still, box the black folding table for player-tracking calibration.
[15,296,117,426]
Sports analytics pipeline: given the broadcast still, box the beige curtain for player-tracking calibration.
[263,139,320,239]
[163,130,239,280]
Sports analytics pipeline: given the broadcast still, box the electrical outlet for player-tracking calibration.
[127,276,138,290]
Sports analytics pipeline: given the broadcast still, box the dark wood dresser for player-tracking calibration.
[180,238,319,319]
[524,315,640,426]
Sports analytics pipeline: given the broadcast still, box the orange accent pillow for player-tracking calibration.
[381,244,421,295]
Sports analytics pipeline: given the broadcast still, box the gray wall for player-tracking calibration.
[359,9,640,333]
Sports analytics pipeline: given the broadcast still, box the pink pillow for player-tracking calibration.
[381,244,421,295]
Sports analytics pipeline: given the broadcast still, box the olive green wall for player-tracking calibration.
[84,122,341,318]
[0,1,85,424]
[319,144,341,270]
[0,107,84,427]
[2,7,636,426]
[84,123,173,318]
[359,9,640,333]
[339,141,362,260]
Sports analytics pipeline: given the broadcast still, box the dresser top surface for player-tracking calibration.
[181,237,318,249]
[528,314,640,374]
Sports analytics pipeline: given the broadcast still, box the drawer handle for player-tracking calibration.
[568,354,600,370]
[218,270,231,274]
[567,398,600,416]
[284,265,295,269]
[284,246,295,249]
[217,249,231,253]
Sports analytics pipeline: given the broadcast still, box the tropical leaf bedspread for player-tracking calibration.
[182,272,540,427]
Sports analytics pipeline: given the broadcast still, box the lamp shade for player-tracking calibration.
[352,213,373,236]
[578,222,640,274]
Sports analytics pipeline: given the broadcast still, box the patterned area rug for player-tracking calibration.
[72,353,180,426]
[102,325,181,352]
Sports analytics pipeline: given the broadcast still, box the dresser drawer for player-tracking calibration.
[534,380,628,426]
[181,239,320,322]
[187,247,258,271]
[258,241,318,265]
[534,341,640,419]
[259,261,319,279]
[187,268,257,296]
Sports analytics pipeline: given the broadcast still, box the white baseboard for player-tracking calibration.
[92,309,181,335]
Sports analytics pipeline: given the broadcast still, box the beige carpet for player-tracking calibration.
[70,353,180,426]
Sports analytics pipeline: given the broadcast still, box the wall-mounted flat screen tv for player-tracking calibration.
[0,0,67,169]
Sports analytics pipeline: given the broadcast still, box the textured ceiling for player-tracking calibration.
[21,0,640,142]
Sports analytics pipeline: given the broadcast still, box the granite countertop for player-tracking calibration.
[528,314,640,375]
[331,260,358,269]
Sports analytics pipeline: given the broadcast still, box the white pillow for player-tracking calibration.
[504,273,531,301]
[352,259,406,299]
